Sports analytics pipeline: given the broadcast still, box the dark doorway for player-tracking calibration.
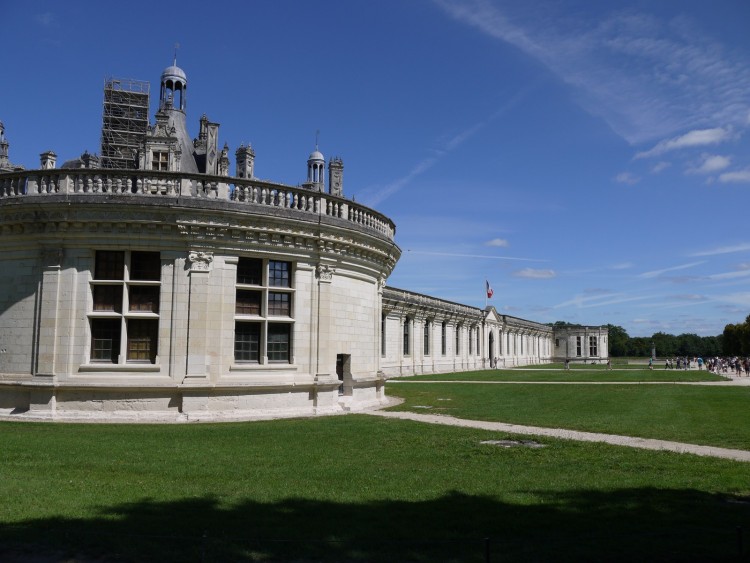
[336,354,351,396]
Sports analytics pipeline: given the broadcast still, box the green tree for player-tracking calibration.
[605,324,629,357]
[652,332,676,357]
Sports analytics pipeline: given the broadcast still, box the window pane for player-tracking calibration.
[95,251,124,280]
[129,285,160,313]
[237,258,263,285]
[268,292,290,316]
[268,261,291,287]
[130,251,161,281]
[91,318,121,363]
[93,285,123,312]
[267,324,291,362]
[236,289,262,315]
[127,319,158,363]
[235,322,261,362]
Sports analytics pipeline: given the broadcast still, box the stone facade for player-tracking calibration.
[552,326,609,363]
[0,61,606,422]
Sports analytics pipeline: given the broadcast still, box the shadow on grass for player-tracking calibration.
[2,488,750,562]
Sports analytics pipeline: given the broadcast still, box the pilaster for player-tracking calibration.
[183,250,213,382]
[35,247,64,379]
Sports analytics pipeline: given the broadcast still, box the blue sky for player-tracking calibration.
[2,0,750,337]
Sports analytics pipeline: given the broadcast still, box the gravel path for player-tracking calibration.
[366,409,750,462]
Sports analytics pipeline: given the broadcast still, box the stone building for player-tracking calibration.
[0,62,606,422]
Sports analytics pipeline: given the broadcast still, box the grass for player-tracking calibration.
[393,367,725,382]
[386,381,750,449]
[2,416,750,561]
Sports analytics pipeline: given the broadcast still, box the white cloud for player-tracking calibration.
[512,268,556,279]
[651,161,671,174]
[690,242,750,257]
[738,263,750,270]
[614,172,640,185]
[638,261,704,279]
[635,127,733,159]
[485,238,509,248]
[718,169,750,184]
[688,154,731,175]
[611,262,634,270]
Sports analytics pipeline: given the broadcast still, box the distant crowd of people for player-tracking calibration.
[706,356,750,376]
[659,356,750,376]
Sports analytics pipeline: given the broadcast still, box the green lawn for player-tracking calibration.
[2,416,750,561]
[386,382,750,449]
[393,367,725,382]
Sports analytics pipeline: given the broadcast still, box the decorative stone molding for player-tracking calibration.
[316,263,335,283]
[187,250,213,272]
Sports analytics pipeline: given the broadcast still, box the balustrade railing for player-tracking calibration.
[0,169,395,240]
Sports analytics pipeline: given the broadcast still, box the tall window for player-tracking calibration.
[234,258,294,363]
[424,320,431,356]
[469,327,473,355]
[476,327,480,356]
[589,336,598,357]
[89,250,161,364]
[403,317,411,356]
[455,324,461,355]
[576,336,582,357]
[441,322,447,355]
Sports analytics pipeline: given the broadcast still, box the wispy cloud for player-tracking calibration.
[433,1,750,145]
[707,269,750,281]
[718,169,750,184]
[690,243,750,257]
[554,292,653,309]
[638,261,705,279]
[611,262,634,270]
[635,127,733,159]
[406,250,545,262]
[614,172,640,185]
[485,238,509,248]
[651,161,671,174]
[512,268,556,279]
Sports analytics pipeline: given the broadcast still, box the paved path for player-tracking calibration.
[366,409,750,462]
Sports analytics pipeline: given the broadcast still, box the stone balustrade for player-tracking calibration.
[0,169,396,240]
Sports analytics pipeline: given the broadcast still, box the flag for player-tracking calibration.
[486,280,493,299]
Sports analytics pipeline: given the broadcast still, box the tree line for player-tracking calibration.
[550,317,750,357]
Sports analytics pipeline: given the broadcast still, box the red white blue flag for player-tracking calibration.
[486,280,494,299]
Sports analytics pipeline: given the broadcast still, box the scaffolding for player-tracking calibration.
[100,78,150,169]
